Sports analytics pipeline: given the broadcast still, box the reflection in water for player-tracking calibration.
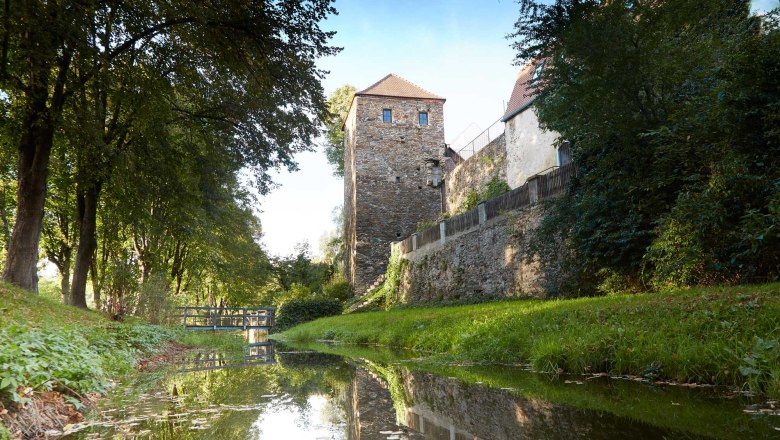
[176,344,275,373]
[66,341,780,440]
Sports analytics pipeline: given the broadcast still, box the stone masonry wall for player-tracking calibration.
[444,133,506,215]
[345,95,445,296]
[396,204,548,302]
[343,101,358,288]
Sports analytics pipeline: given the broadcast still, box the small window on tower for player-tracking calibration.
[395,176,401,183]
[418,112,428,125]
[383,109,392,123]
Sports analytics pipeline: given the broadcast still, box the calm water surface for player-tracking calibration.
[64,338,780,439]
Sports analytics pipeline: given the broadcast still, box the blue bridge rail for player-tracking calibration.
[171,306,275,330]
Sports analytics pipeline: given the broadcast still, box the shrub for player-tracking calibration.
[274,298,342,332]
[273,283,316,307]
[322,275,352,302]
[481,175,510,201]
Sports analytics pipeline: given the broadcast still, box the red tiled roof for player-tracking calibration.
[501,60,542,122]
[356,74,445,101]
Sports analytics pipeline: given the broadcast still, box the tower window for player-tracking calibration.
[395,176,401,183]
[418,112,428,125]
[383,109,392,123]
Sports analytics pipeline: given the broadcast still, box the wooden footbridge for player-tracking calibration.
[176,343,275,373]
[171,306,275,330]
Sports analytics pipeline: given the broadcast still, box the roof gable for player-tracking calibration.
[501,60,543,122]
[356,74,445,101]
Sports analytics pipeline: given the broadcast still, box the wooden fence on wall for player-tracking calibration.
[396,162,576,255]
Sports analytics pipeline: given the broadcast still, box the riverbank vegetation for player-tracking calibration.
[275,283,780,398]
[284,342,779,439]
[0,282,241,438]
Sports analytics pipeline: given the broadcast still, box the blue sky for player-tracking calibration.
[258,0,778,258]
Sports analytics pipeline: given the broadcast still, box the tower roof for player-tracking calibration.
[356,74,445,101]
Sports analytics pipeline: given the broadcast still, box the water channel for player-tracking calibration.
[63,332,779,439]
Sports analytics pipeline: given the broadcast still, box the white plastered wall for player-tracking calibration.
[504,106,560,189]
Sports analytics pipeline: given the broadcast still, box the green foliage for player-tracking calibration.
[278,283,780,398]
[273,283,316,307]
[322,274,352,302]
[273,243,333,294]
[481,175,511,201]
[381,247,405,308]
[0,284,186,405]
[462,190,480,212]
[274,298,342,332]
[512,1,780,288]
[735,336,780,396]
[324,85,357,177]
[0,325,106,403]
[416,219,438,232]
[459,176,511,213]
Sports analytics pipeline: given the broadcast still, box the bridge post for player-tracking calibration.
[183,306,188,328]
[243,308,247,330]
[212,308,217,330]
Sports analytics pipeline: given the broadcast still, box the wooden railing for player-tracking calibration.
[396,162,576,254]
[170,307,275,330]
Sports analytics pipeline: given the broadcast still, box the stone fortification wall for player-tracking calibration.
[444,133,506,215]
[396,204,547,302]
[344,94,444,296]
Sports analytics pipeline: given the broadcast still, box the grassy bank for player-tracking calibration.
[0,282,240,439]
[283,341,778,439]
[274,283,780,397]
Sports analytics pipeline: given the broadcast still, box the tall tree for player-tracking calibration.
[514,1,780,290]
[1,0,338,294]
[324,85,356,177]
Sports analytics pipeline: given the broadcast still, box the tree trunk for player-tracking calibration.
[2,104,53,293]
[70,182,101,309]
[90,259,101,311]
[60,258,71,304]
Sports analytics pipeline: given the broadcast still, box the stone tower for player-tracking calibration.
[343,74,446,295]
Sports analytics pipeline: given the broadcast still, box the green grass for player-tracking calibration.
[274,283,780,397]
[0,282,242,405]
[285,341,778,440]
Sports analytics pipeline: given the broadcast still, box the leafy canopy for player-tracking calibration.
[513,0,780,291]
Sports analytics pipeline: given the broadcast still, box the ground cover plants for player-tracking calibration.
[0,282,241,438]
[274,282,780,398]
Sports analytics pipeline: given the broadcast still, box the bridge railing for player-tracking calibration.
[170,306,276,329]
[176,343,275,373]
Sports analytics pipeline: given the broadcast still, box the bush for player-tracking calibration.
[481,175,510,201]
[274,298,342,332]
[322,275,352,302]
[273,283,315,307]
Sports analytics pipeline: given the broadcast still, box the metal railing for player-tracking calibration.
[452,118,504,160]
[170,306,276,330]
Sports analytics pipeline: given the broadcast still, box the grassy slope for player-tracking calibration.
[0,282,241,403]
[0,282,106,328]
[275,283,780,397]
